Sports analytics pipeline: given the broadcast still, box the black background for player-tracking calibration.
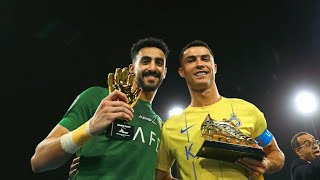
[3,0,320,179]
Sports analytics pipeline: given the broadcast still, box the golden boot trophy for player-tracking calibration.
[105,67,141,140]
[197,114,266,162]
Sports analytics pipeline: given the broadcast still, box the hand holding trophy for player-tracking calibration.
[196,114,266,162]
[105,67,142,140]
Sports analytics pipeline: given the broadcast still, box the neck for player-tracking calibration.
[140,90,157,103]
[300,156,312,163]
[188,83,221,107]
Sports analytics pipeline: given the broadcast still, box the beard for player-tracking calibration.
[136,71,163,92]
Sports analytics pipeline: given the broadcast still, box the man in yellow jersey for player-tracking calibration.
[155,40,285,180]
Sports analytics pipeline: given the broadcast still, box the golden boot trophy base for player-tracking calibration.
[196,140,265,162]
[105,67,141,141]
[197,114,266,162]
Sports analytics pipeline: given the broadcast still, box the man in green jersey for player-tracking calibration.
[31,37,170,180]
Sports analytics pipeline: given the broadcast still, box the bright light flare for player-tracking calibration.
[294,91,318,114]
[168,107,184,118]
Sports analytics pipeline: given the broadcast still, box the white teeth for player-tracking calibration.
[195,72,206,76]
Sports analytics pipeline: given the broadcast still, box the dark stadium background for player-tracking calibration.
[3,1,319,179]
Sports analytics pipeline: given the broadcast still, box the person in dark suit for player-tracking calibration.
[290,132,320,180]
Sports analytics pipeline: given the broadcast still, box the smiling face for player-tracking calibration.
[178,46,217,91]
[130,47,167,92]
[295,133,320,161]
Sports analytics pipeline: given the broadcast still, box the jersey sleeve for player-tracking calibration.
[251,105,273,147]
[59,87,106,131]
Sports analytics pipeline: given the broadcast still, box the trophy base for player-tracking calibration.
[196,140,265,162]
[105,120,134,140]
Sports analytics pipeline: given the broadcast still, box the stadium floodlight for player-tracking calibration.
[294,90,318,114]
[168,106,184,118]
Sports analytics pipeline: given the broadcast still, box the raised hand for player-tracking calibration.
[88,89,134,136]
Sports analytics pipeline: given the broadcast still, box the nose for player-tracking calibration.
[148,60,158,71]
[195,58,205,68]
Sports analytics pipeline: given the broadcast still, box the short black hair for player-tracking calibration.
[130,37,169,63]
[291,132,308,150]
[179,40,214,65]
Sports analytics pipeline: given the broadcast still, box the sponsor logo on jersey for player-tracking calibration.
[139,115,157,125]
[180,124,195,134]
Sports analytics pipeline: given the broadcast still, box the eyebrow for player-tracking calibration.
[186,54,210,58]
[141,56,164,61]
[184,54,211,60]
[302,139,314,144]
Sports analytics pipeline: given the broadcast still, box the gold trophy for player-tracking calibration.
[196,114,266,162]
[105,67,142,140]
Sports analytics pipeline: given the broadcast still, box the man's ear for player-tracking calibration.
[178,67,184,78]
[214,63,217,74]
[129,64,134,73]
[295,148,302,156]
[163,67,167,79]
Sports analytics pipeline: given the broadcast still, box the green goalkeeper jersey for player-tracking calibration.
[59,86,162,180]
